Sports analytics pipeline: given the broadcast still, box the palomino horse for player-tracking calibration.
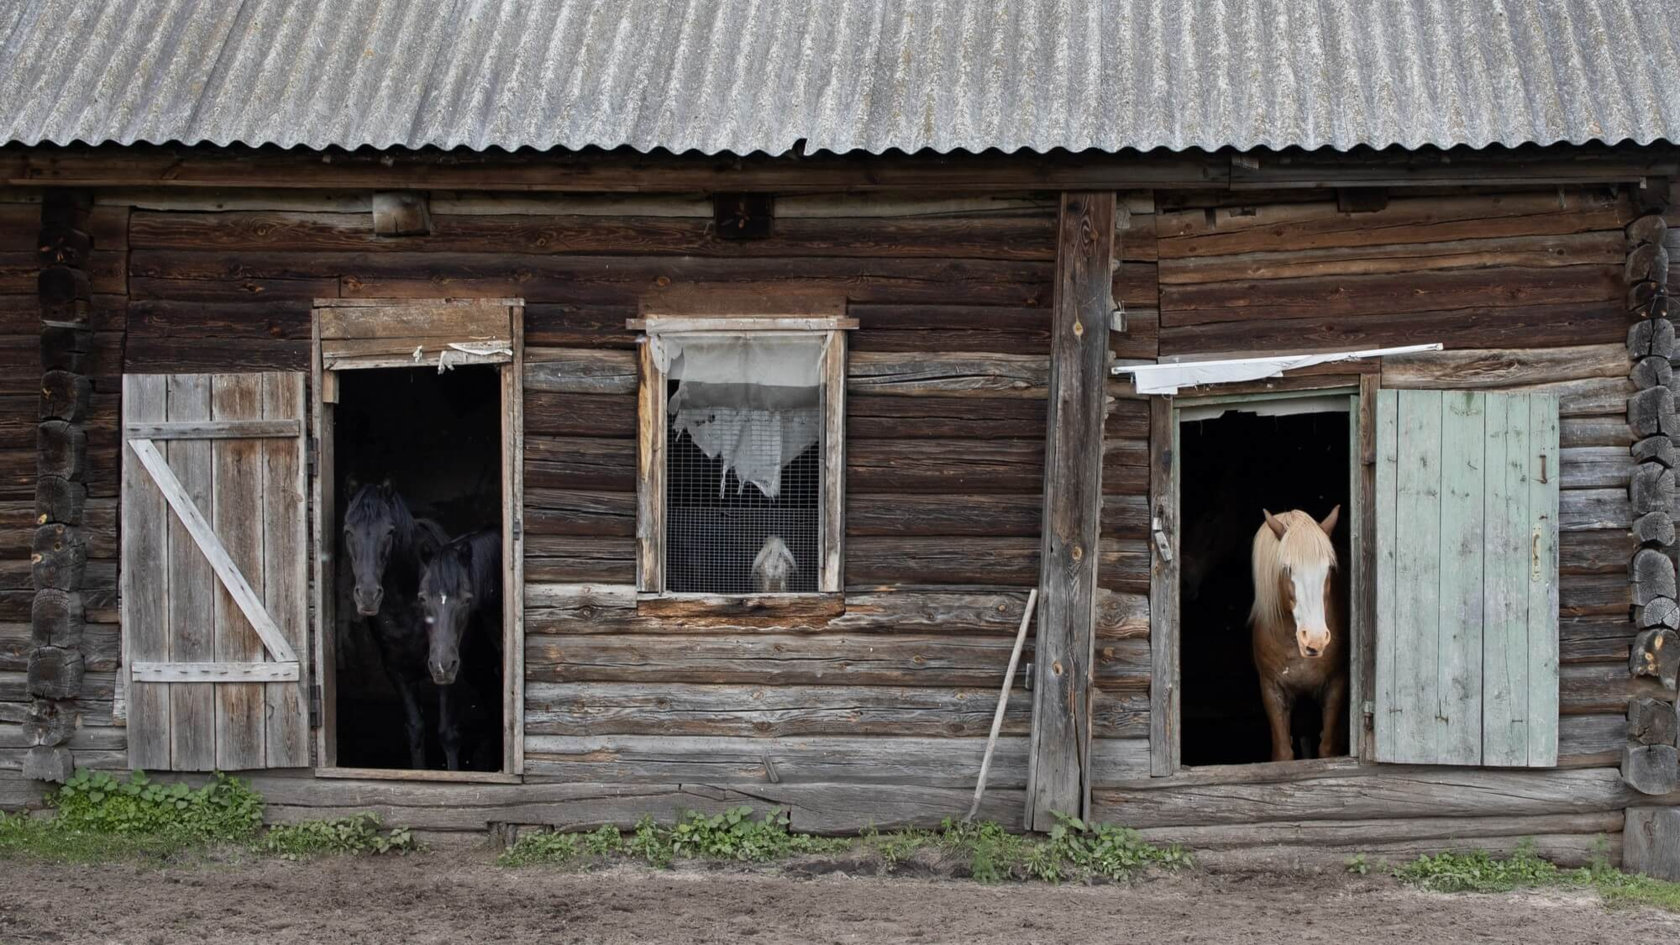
[1250,506,1346,762]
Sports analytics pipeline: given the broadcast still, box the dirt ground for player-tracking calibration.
[5,848,1679,945]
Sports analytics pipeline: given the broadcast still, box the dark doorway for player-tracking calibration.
[1178,399,1351,766]
[332,366,504,771]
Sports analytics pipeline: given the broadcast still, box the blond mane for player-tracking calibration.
[1249,509,1337,628]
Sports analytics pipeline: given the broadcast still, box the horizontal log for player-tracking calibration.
[1564,613,1638,664]
[525,632,1150,689]
[1100,494,1149,539]
[1160,232,1623,285]
[1380,344,1627,390]
[1562,660,1671,714]
[246,774,1025,834]
[1563,416,1634,448]
[525,489,635,538]
[847,440,1043,494]
[1560,446,1633,489]
[1159,301,1626,359]
[524,437,635,492]
[522,584,1148,638]
[845,494,1042,537]
[520,734,1148,787]
[1156,190,1633,258]
[1161,266,1619,327]
[130,211,1059,261]
[1092,763,1675,828]
[846,353,1049,398]
[1559,487,1626,534]
[1135,811,1623,853]
[524,537,635,584]
[846,537,1040,587]
[1560,713,1631,767]
[1561,571,1631,617]
[523,348,637,395]
[523,393,636,438]
[523,682,1147,739]
[122,337,310,373]
[1560,528,1634,575]
[851,304,1054,355]
[128,251,1056,308]
[847,395,1046,440]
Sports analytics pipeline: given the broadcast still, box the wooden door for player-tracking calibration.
[121,373,309,771]
[1373,389,1560,767]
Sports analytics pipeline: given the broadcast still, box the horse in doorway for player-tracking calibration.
[418,529,503,770]
[342,482,448,768]
[1250,506,1346,762]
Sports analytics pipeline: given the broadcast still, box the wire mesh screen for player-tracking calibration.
[665,380,822,594]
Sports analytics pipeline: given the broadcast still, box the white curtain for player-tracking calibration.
[657,333,825,499]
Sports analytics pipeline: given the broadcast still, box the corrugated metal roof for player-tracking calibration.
[2,0,1678,155]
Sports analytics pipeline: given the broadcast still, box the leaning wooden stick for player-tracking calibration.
[966,587,1038,823]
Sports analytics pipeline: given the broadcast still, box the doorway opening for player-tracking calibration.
[1177,394,1352,766]
[332,366,504,772]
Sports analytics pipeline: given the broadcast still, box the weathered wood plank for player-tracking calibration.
[120,375,170,770]
[523,348,637,395]
[1527,396,1562,765]
[164,374,216,771]
[211,374,265,771]
[524,437,635,491]
[524,633,1151,689]
[132,662,299,682]
[520,734,1149,788]
[523,682,1148,739]
[262,373,309,768]
[1159,232,1623,284]
[1156,191,1632,258]
[1482,394,1527,766]
[1436,391,1485,765]
[123,419,301,440]
[846,440,1043,494]
[845,494,1043,537]
[847,395,1046,441]
[1379,389,1442,763]
[846,353,1049,398]
[1380,344,1628,391]
[315,298,513,341]
[1092,764,1672,828]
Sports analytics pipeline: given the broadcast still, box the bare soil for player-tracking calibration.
[4,848,1678,945]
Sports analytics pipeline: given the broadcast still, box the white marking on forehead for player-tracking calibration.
[441,594,448,606]
[1291,559,1331,630]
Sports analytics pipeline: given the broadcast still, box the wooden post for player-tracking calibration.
[1025,191,1114,831]
[1148,395,1179,776]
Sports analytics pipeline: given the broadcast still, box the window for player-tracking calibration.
[635,313,851,600]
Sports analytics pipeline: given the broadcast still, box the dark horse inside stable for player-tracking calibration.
[342,482,500,770]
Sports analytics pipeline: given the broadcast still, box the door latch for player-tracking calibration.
[1152,512,1173,564]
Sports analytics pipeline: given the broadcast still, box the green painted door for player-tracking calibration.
[1374,389,1560,767]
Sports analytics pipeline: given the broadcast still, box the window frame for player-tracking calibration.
[634,314,853,613]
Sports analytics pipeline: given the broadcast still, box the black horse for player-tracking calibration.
[341,482,447,768]
[418,529,503,769]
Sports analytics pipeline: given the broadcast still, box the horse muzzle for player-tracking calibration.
[429,658,460,686]
[353,588,383,616]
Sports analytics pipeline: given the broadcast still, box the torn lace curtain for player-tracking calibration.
[655,333,827,500]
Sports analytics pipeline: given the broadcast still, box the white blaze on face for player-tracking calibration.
[1289,560,1332,658]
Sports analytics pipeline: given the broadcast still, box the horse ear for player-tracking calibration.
[380,476,393,489]
[1263,509,1288,540]
[346,473,360,493]
[1319,504,1341,536]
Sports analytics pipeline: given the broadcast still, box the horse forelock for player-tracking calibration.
[1250,509,1336,628]
[345,484,419,550]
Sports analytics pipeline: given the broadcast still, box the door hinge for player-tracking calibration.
[306,437,318,478]
[308,684,322,728]
[511,519,522,541]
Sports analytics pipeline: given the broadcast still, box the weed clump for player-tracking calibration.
[499,807,847,868]
[261,814,419,859]
[53,769,263,841]
[1375,839,1680,914]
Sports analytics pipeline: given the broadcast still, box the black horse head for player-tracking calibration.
[419,530,501,686]
[343,481,424,617]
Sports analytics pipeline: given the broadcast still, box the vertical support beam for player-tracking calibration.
[1025,191,1114,831]
[1355,374,1380,762]
[1148,395,1179,776]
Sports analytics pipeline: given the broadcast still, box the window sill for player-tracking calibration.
[635,592,844,619]
[314,766,522,784]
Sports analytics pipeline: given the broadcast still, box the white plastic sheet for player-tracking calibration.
[658,333,825,499]
[1114,344,1443,395]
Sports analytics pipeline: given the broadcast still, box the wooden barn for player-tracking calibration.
[5,0,1680,873]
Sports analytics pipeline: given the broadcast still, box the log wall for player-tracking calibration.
[0,180,1657,861]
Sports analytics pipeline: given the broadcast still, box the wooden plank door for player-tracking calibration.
[1373,389,1560,767]
[121,372,309,771]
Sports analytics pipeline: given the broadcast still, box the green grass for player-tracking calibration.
[1382,840,1680,914]
[498,807,1192,884]
[0,769,415,865]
